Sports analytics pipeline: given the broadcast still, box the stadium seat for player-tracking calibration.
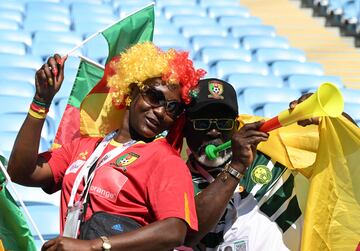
[153,34,190,51]
[0,10,23,24]
[343,103,360,123]
[227,74,284,94]
[0,54,42,70]
[118,5,153,19]
[163,6,207,19]
[230,25,277,39]
[199,0,243,7]
[83,34,110,62]
[0,19,20,30]
[112,0,152,9]
[26,2,69,15]
[341,88,360,104]
[0,80,34,97]
[207,6,250,18]
[171,15,216,27]
[191,35,239,53]
[64,0,103,4]
[32,41,81,60]
[271,61,324,79]
[154,23,180,35]
[181,24,228,38]
[23,19,70,33]
[71,2,114,16]
[74,21,111,37]
[241,87,302,110]
[261,102,290,118]
[0,1,25,13]
[214,61,270,79]
[200,47,252,66]
[0,67,35,84]
[63,56,81,70]
[26,12,71,26]
[193,60,210,77]
[286,75,344,93]
[237,97,254,115]
[254,48,306,64]
[0,30,32,47]
[34,31,82,46]
[0,41,26,55]
[242,35,290,51]
[218,16,262,28]
[157,0,197,8]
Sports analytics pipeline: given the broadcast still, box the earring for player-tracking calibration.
[125,96,132,107]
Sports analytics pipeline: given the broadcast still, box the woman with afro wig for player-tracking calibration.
[8,42,206,251]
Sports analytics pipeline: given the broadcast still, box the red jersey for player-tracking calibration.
[41,137,197,234]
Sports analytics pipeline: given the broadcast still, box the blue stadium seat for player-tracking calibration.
[63,56,81,70]
[153,34,190,51]
[73,13,115,26]
[218,16,262,28]
[23,19,70,33]
[55,78,76,100]
[154,23,180,35]
[26,2,69,15]
[8,184,60,206]
[341,88,360,104]
[227,74,284,94]
[83,34,109,62]
[214,61,270,79]
[74,21,110,37]
[254,48,306,64]
[118,5,153,19]
[157,0,197,8]
[0,54,42,70]
[0,10,23,24]
[0,19,20,30]
[237,97,254,115]
[261,102,290,118]
[200,47,251,66]
[32,41,80,60]
[71,2,114,16]
[0,95,31,113]
[26,11,71,26]
[164,6,207,19]
[241,87,302,110]
[242,35,290,51]
[0,1,25,13]
[54,97,68,127]
[34,31,82,46]
[112,0,152,9]
[0,41,26,55]
[64,0,103,3]
[0,67,35,84]
[171,15,216,27]
[0,30,32,47]
[191,35,239,53]
[231,25,277,39]
[181,24,228,38]
[207,6,250,18]
[286,75,344,93]
[0,80,34,97]
[343,103,360,123]
[271,61,324,79]
[193,60,210,77]
[199,0,243,7]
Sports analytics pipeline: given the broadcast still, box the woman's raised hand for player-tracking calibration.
[34,54,67,105]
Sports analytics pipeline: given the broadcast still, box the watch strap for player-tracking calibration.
[224,162,244,180]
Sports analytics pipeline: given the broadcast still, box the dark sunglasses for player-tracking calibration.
[190,118,235,131]
[141,88,184,118]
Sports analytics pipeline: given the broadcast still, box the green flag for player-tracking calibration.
[102,4,155,63]
[53,4,154,147]
[0,157,37,251]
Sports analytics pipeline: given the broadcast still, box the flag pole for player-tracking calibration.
[0,162,45,244]
[66,2,155,56]
[78,55,105,70]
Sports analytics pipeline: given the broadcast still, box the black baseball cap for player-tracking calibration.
[186,78,238,117]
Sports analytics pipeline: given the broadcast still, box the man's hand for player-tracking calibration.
[289,93,320,127]
[230,120,269,173]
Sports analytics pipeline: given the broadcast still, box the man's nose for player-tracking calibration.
[206,127,222,138]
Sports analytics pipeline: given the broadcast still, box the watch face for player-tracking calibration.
[103,242,111,249]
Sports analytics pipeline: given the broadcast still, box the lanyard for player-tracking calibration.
[67,131,136,208]
[192,161,216,183]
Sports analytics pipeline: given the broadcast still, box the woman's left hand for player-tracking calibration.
[41,236,101,251]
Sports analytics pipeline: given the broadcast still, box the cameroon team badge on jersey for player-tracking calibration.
[113,152,139,172]
[251,165,272,184]
[208,80,224,99]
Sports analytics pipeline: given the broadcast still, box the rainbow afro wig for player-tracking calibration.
[107,42,206,106]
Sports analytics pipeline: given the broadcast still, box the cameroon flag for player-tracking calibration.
[53,4,154,147]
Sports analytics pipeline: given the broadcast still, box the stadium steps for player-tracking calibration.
[240,0,360,89]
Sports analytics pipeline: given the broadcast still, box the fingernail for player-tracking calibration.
[52,68,58,77]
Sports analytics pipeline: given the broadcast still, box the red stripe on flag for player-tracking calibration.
[53,105,81,147]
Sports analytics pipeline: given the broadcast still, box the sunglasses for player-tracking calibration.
[141,88,184,119]
[190,118,235,131]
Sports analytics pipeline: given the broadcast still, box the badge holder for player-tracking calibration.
[63,201,83,238]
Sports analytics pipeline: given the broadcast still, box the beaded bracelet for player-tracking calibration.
[28,98,50,120]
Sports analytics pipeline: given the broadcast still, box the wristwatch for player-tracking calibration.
[224,162,244,180]
[100,236,111,251]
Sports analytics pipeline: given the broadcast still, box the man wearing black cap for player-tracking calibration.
[182,78,303,251]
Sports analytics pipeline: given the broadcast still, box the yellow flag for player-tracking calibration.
[301,116,360,251]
